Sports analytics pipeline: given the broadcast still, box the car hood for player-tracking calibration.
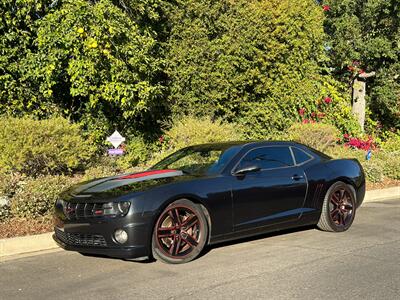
[63,169,188,200]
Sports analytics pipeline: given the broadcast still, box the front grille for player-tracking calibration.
[64,202,105,220]
[55,227,107,247]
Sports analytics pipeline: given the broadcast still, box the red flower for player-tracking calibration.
[343,133,349,139]
[322,5,330,11]
[302,119,310,124]
[358,69,365,74]
[311,112,316,118]
[298,108,305,116]
[324,97,332,104]
[159,136,164,143]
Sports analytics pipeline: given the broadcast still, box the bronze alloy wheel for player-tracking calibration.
[317,181,356,232]
[152,199,208,264]
[329,188,354,227]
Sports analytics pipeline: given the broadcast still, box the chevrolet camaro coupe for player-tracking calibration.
[54,141,365,264]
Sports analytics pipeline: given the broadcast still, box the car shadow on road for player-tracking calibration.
[198,225,317,260]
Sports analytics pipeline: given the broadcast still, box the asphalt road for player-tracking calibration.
[1,197,399,300]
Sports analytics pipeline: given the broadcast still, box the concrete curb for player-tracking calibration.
[0,232,59,262]
[0,186,399,261]
[364,186,399,203]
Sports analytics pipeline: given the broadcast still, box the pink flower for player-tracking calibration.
[302,119,310,124]
[298,108,305,116]
[322,5,330,11]
[159,136,164,143]
[343,133,349,139]
[311,112,316,118]
[324,97,332,104]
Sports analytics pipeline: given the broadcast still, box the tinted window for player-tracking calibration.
[292,147,312,164]
[238,146,294,170]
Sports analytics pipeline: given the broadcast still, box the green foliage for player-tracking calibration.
[323,0,400,130]
[0,117,96,176]
[149,116,244,164]
[0,0,57,117]
[287,123,340,152]
[11,175,78,219]
[165,0,357,138]
[116,136,152,169]
[0,0,166,142]
[380,131,400,153]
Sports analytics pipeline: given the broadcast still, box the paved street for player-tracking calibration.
[1,197,399,300]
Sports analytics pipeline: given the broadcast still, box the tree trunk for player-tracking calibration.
[351,72,375,132]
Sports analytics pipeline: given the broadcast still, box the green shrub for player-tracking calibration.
[149,116,244,165]
[287,123,340,152]
[0,172,24,222]
[374,151,400,180]
[11,175,78,219]
[0,117,97,176]
[116,136,152,170]
[380,132,400,153]
[82,159,120,181]
[362,160,385,183]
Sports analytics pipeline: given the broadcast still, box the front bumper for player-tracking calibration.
[53,232,148,259]
[53,213,153,259]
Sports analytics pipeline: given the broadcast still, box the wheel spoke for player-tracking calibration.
[168,209,181,226]
[169,235,178,255]
[174,236,182,255]
[339,211,345,226]
[157,227,175,238]
[331,193,340,205]
[182,233,198,247]
[339,189,345,201]
[330,208,340,219]
[182,215,198,229]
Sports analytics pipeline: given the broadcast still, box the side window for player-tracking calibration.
[238,147,294,170]
[291,147,313,165]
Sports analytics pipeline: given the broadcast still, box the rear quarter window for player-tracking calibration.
[291,147,313,165]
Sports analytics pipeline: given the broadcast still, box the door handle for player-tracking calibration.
[291,174,304,181]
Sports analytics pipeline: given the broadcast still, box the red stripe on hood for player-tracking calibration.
[117,169,179,180]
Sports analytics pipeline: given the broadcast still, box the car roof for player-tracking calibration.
[189,140,298,148]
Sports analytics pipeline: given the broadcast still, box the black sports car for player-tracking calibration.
[53,141,365,264]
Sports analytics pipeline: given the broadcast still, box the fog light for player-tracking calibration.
[114,229,128,244]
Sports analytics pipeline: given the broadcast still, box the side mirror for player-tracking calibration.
[233,165,261,176]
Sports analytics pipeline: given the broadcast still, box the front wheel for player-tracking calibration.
[317,181,356,232]
[152,199,208,264]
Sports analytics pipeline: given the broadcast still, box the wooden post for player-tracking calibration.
[351,71,375,131]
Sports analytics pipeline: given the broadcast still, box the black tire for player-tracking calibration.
[152,199,208,264]
[317,181,356,232]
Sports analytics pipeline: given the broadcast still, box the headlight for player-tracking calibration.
[94,201,131,217]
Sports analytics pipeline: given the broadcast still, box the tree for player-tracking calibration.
[0,0,166,142]
[165,0,359,138]
[0,0,56,117]
[323,0,400,131]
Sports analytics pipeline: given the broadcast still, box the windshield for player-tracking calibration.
[151,145,242,175]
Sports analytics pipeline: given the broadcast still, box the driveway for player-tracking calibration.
[1,197,399,299]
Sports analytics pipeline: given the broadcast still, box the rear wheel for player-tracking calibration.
[317,181,356,232]
[152,199,208,264]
